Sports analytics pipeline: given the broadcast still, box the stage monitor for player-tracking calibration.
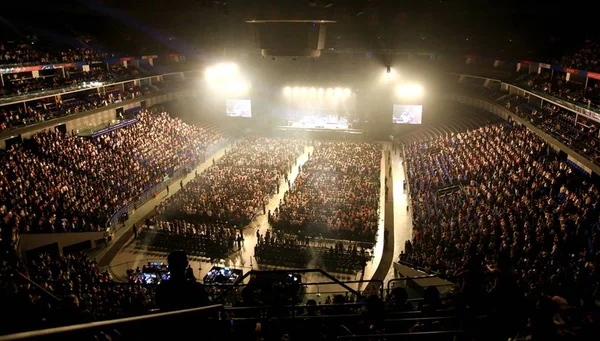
[226,99,252,118]
[393,104,422,124]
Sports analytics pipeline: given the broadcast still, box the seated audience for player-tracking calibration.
[157,137,304,227]
[402,124,599,312]
[0,108,222,252]
[273,141,381,242]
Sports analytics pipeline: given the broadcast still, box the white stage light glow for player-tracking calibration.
[334,88,342,96]
[396,84,424,98]
[309,87,316,94]
[343,88,351,96]
[326,88,333,96]
[318,88,324,95]
[284,87,291,95]
[293,87,300,94]
[301,87,308,94]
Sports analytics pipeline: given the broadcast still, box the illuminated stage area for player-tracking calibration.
[279,85,355,130]
[287,114,349,129]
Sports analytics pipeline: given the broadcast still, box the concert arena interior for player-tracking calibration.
[1,1,599,340]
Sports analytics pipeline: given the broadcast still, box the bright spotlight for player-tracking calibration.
[309,87,316,94]
[343,88,351,96]
[326,88,333,96]
[205,67,217,81]
[293,87,300,94]
[302,87,308,94]
[284,87,291,95]
[205,62,239,82]
[334,88,342,96]
[318,88,324,95]
[396,84,424,98]
[383,67,397,81]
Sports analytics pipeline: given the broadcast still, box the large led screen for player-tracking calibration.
[226,99,252,117]
[392,104,423,124]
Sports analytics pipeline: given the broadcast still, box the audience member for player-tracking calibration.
[155,250,210,311]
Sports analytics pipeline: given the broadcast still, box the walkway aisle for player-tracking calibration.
[225,145,314,272]
[363,143,394,294]
[383,148,413,284]
[103,145,314,281]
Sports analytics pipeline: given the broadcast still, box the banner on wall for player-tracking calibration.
[40,63,77,70]
[0,66,40,74]
[564,68,579,75]
[539,63,551,69]
[588,72,600,80]
[521,60,534,65]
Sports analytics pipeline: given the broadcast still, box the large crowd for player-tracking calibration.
[272,141,381,242]
[521,72,600,110]
[502,94,600,165]
[0,64,143,97]
[0,84,156,131]
[149,137,304,259]
[0,40,112,66]
[402,124,599,334]
[556,40,600,73]
[0,108,222,249]
[157,137,304,226]
[0,251,158,334]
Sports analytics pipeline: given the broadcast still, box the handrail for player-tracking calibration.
[337,330,464,339]
[0,304,223,341]
[15,271,62,303]
[0,84,191,140]
[0,70,192,107]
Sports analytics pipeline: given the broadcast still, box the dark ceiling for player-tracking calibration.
[0,0,594,60]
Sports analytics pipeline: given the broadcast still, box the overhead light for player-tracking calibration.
[283,87,291,95]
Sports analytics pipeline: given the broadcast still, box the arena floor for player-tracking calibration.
[93,141,412,297]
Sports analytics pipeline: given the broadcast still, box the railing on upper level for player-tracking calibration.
[0,70,188,107]
[0,273,463,340]
[0,304,224,341]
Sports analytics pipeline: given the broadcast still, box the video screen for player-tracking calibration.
[393,104,423,124]
[226,99,252,117]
